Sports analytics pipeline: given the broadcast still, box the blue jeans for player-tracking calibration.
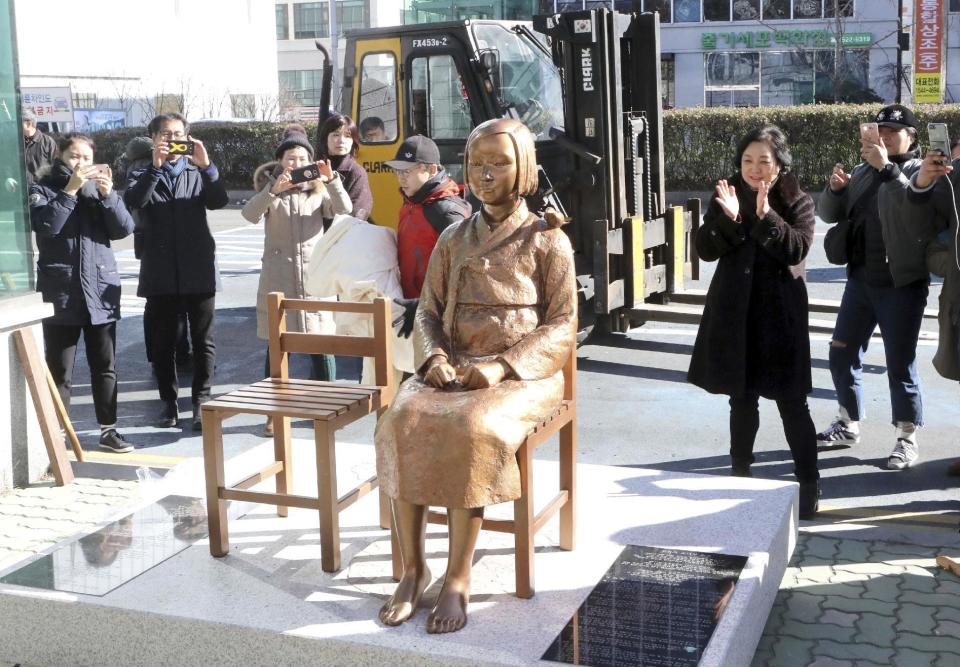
[828,271,927,425]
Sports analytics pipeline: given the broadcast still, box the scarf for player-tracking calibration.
[161,156,189,190]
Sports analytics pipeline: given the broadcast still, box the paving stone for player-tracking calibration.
[855,611,898,647]
[783,590,826,623]
[900,591,960,609]
[872,541,932,557]
[809,658,854,667]
[781,620,858,642]
[892,648,943,667]
[791,581,866,599]
[897,603,938,636]
[900,568,939,594]
[833,537,872,564]
[896,632,960,655]
[751,634,777,666]
[811,639,895,665]
[771,636,816,666]
[803,535,840,561]
[935,578,960,596]
[861,574,902,602]
[833,561,905,577]
[820,609,859,628]
[934,619,960,637]
[935,655,960,667]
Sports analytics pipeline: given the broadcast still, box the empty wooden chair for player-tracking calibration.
[202,292,394,572]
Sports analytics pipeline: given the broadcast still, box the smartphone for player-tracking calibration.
[167,139,195,156]
[91,164,111,177]
[289,164,321,184]
[928,122,951,166]
[860,122,880,145]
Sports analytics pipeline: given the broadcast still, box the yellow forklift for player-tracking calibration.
[314,7,700,335]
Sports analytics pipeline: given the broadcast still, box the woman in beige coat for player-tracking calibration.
[242,125,352,431]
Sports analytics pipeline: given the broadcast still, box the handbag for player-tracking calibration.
[823,219,852,265]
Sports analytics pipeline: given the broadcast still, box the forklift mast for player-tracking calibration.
[325,8,694,335]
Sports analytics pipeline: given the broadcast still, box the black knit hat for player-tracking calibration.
[275,124,314,160]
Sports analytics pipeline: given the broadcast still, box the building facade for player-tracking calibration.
[392,0,960,108]
[15,0,280,129]
[275,0,402,118]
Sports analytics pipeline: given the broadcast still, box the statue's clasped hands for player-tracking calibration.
[424,358,509,390]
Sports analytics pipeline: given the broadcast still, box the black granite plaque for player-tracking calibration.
[0,495,207,596]
[542,545,747,667]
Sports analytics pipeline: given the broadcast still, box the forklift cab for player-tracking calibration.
[341,20,565,230]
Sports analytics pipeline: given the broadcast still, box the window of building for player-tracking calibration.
[704,0,731,20]
[294,2,327,39]
[645,0,672,23]
[661,54,676,108]
[276,3,289,40]
[72,92,97,108]
[824,0,853,17]
[337,0,368,32]
[762,0,789,19]
[674,0,700,21]
[279,69,322,106]
[793,0,821,18]
[733,0,761,20]
[704,51,760,106]
[358,52,398,143]
[949,0,959,11]
[409,55,472,140]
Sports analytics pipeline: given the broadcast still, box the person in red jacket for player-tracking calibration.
[386,135,471,336]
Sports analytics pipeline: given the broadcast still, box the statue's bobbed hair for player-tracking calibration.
[463,119,538,198]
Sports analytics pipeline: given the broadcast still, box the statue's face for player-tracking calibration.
[466,133,518,207]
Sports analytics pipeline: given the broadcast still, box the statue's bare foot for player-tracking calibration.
[426,577,469,634]
[379,566,431,626]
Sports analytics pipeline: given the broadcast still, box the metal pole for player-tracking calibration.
[896,0,903,103]
[328,0,340,112]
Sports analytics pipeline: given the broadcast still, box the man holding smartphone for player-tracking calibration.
[124,113,228,431]
[817,105,944,470]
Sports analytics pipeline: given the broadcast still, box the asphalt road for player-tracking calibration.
[63,206,958,543]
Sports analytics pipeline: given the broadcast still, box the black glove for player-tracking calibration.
[392,298,419,339]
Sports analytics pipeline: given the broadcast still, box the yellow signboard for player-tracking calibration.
[915,73,943,103]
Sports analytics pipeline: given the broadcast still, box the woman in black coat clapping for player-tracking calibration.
[687,125,820,518]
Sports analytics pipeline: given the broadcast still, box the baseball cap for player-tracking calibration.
[385,135,441,170]
[874,104,918,131]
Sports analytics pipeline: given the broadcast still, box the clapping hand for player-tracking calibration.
[756,180,771,219]
[829,163,850,192]
[714,179,739,222]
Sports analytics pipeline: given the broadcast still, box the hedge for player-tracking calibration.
[81,104,960,192]
[663,104,960,192]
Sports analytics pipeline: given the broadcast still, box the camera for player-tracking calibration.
[167,140,195,156]
[290,164,321,184]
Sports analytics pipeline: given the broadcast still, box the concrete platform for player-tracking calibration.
[0,439,797,666]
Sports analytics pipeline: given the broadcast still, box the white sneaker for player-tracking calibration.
[817,419,861,446]
[887,438,919,470]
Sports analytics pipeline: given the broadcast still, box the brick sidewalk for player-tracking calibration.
[753,531,960,666]
[0,477,142,575]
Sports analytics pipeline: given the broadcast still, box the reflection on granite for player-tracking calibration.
[542,545,747,667]
[0,495,208,597]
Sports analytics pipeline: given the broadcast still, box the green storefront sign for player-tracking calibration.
[701,30,872,50]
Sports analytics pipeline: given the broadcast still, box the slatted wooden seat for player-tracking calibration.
[202,293,394,572]
[391,343,577,599]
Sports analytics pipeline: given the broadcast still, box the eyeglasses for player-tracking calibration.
[157,131,187,139]
[393,165,422,178]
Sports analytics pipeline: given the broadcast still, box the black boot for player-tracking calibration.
[799,479,821,520]
[731,457,753,478]
[157,400,178,428]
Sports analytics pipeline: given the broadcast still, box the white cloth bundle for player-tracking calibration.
[306,214,414,377]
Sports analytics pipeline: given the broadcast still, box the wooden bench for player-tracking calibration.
[202,292,394,572]
[390,343,577,599]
